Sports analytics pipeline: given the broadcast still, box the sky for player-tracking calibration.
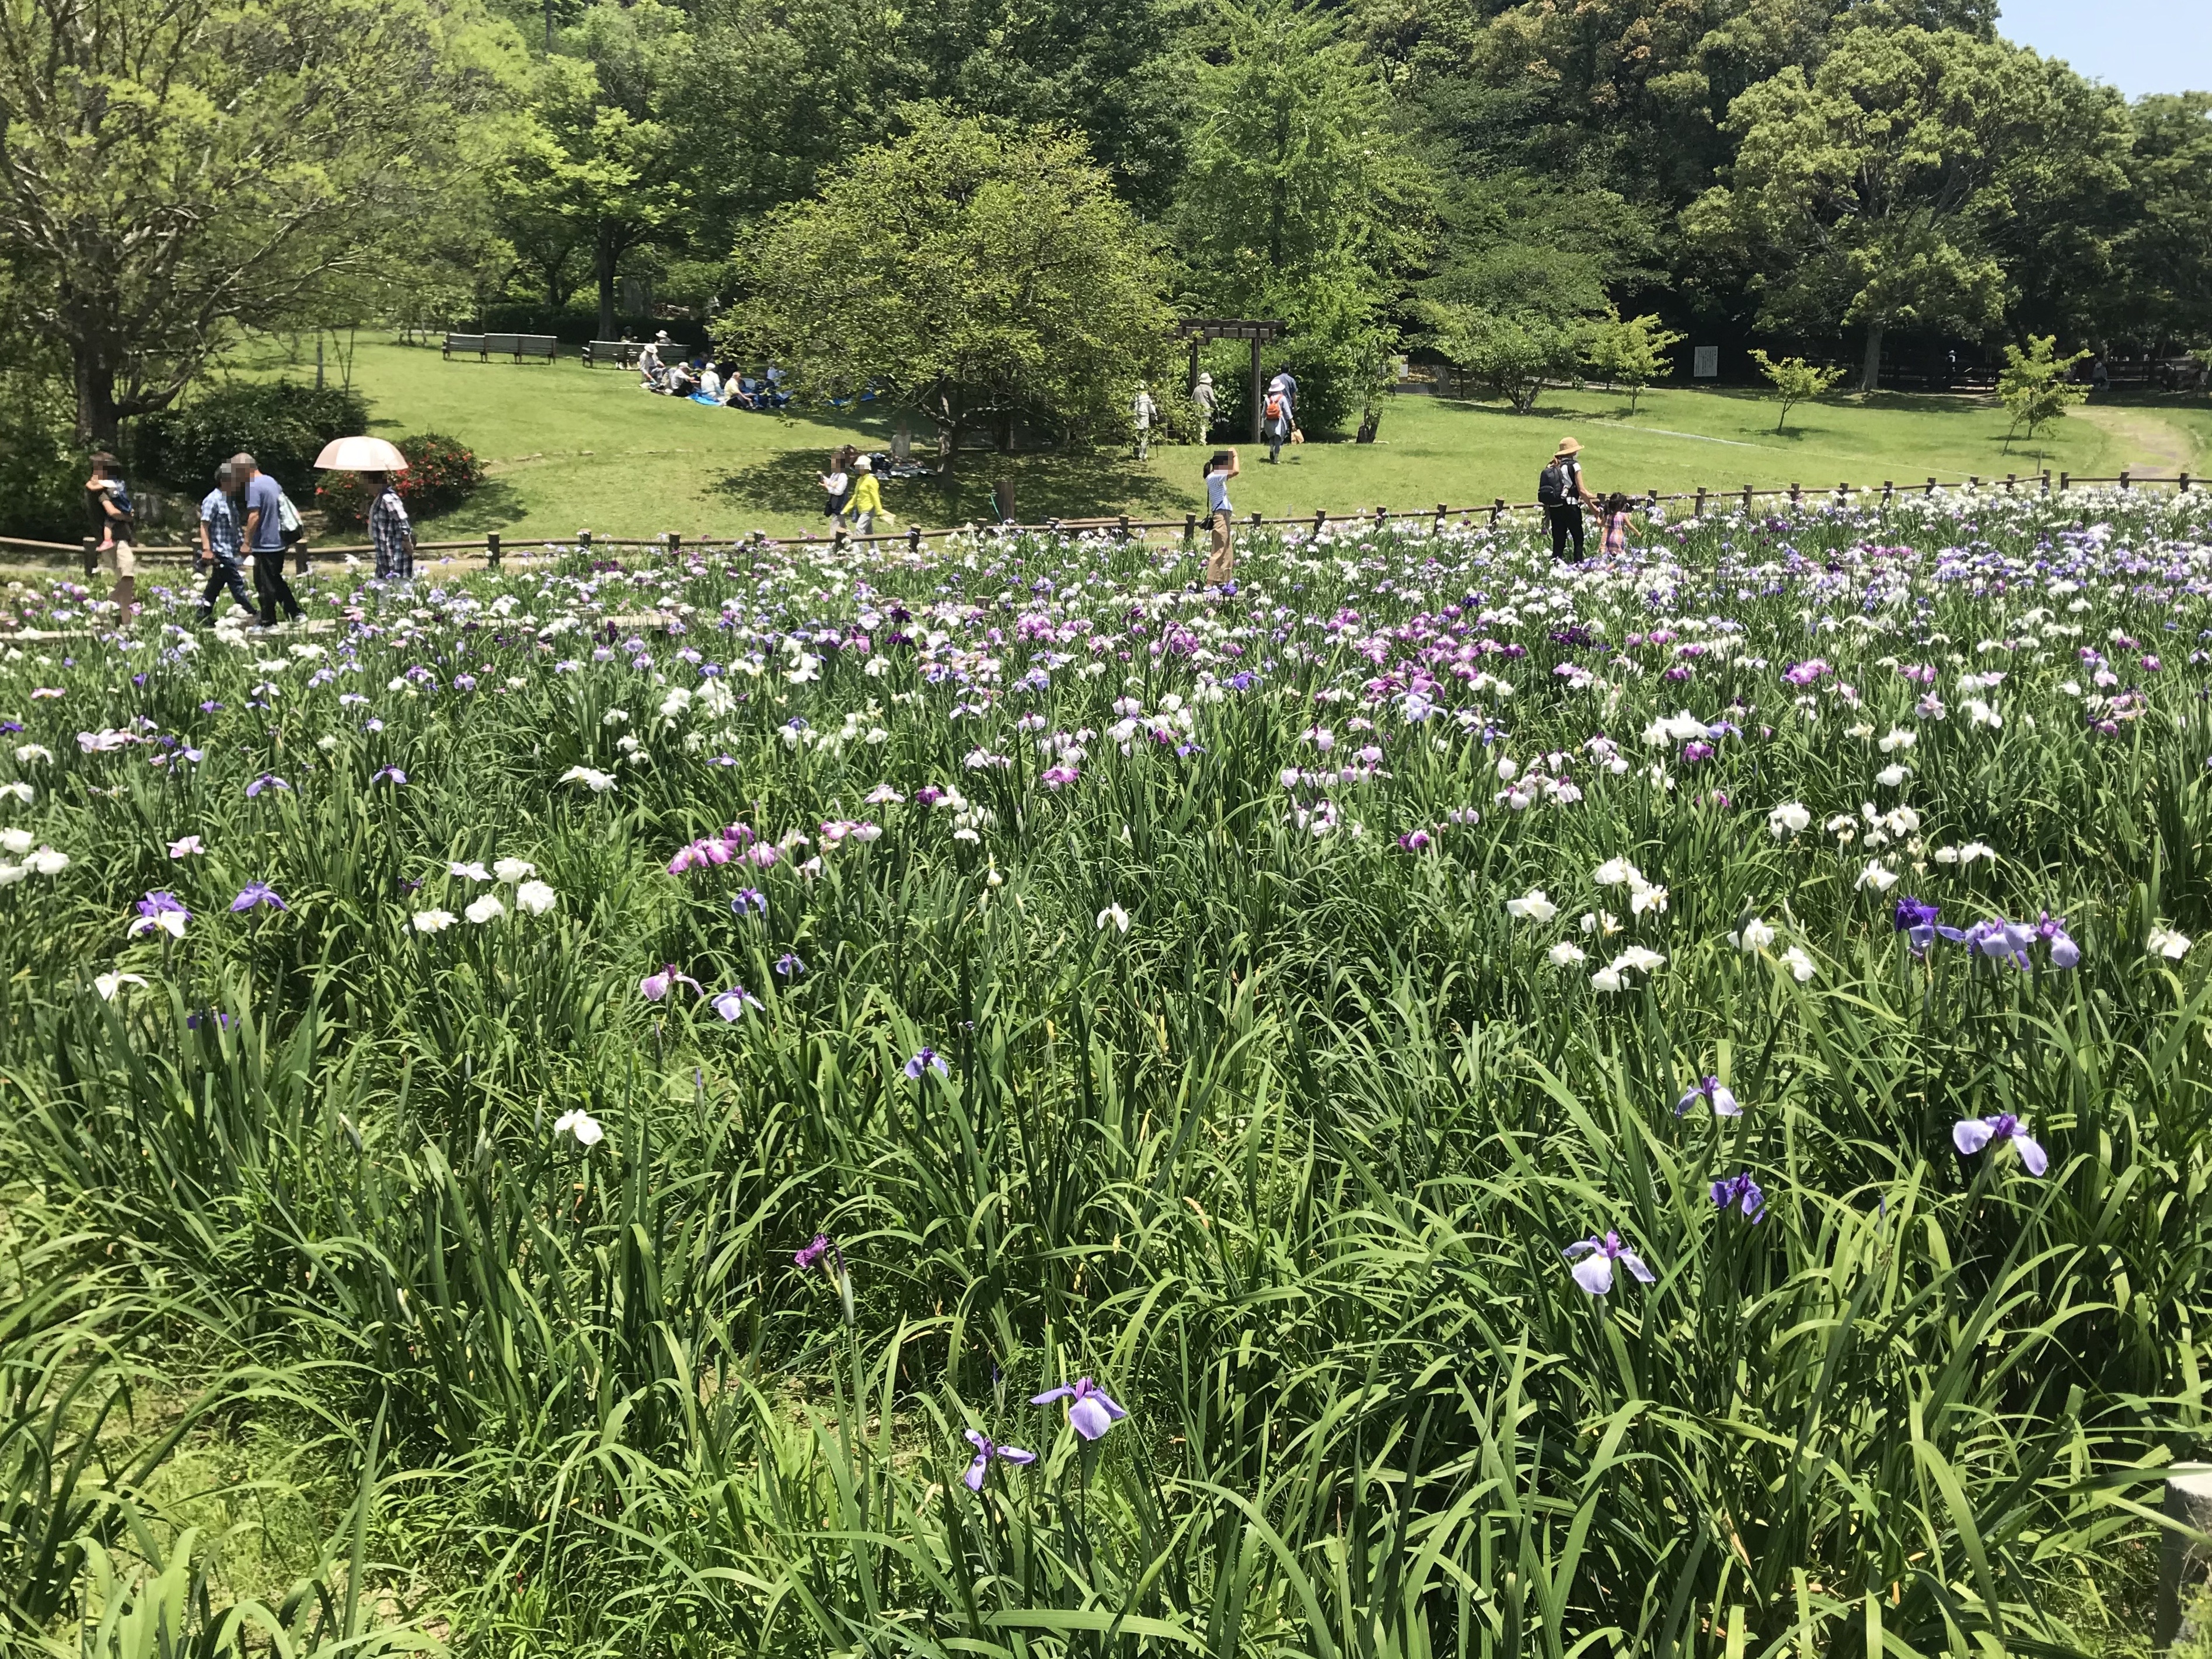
[1998,0,2212,98]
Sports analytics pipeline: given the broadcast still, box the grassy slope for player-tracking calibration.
[299,338,2209,542]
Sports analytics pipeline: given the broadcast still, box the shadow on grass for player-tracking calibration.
[417,478,530,538]
[707,444,1202,526]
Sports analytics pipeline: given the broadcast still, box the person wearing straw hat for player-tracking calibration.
[366,471,416,581]
[1538,436,1593,561]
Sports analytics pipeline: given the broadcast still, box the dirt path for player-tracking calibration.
[2081,406,2200,476]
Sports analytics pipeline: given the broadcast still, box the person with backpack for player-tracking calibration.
[85,452,137,611]
[235,452,305,626]
[1538,436,1593,561]
[1261,386,1292,464]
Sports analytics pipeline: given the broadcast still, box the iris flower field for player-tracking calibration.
[4,491,2211,1658]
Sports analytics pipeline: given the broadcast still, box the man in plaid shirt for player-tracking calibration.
[368,471,416,581]
[196,462,254,624]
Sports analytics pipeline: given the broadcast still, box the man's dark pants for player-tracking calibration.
[1548,503,1585,560]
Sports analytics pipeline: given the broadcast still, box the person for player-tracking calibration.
[1191,372,1217,441]
[367,471,416,581]
[847,455,892,535]
[821,445,855,528]
[85,452,137,610]
[1268,369,1298,429]
[2091,355,2110,393]
[1261,383,1293,464]
[1131,382,1158,460]
[637,333,666,391]
[1600,491,1632,558]
[1538,436,1592,561]
[196,462,254,625]
[236,451,304,625]
[695,362,723,404]
[1202,448,1240,585]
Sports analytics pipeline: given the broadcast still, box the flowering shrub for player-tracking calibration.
[315,431,484,528]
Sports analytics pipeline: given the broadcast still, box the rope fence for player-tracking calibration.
[1,467,2198,576]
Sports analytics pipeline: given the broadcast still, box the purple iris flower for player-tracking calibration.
[371,766,407,785]
[1710,1172,1766,1220]
[640,963,702,1000]
[245,772,291,798]
[1562,1231,1657,1295]
[711,986,762,1021]
[775,952,805,977]
[732,888,767,917]
[2036,912,2081,968]
[1031,1377,1127,1441]
[904,1047,948,1080]
[230,882,287,912]
[1674,1076,1740,1117]
[1963,918,2037,970]
[1893,896,1941,956]
[128,890,190,938]
[794,1232,835,1270]
[1953,1113,2049,1175]
[963,1429,1038,1490]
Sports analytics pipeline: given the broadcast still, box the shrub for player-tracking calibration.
[315,433,484,529]
[136,379,369,494]
[0,370,88,540]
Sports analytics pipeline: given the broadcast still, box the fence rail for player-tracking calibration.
[1,468,2198,577]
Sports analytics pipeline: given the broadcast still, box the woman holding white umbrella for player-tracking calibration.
[315,436,416,581]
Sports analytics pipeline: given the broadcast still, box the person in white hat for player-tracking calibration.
[1191,372,1217,442]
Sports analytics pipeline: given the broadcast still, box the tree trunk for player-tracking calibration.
[936,421,960,478]
[1861,320,1885,394]
[595,226,619,342]
[73,344,120,447]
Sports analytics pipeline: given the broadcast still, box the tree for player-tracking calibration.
[1686,23,2059,392]
[1751,350,1844,433]
[1172,1,1432,436]
[2112,95,2212,346]
[1585,313,1686,414]
[728,112,1176,474]
[1414,217,1613,415]
[1997,336,2089,447]
[0,0,521,443]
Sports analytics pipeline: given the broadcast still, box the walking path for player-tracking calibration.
[2081,406,2199,476]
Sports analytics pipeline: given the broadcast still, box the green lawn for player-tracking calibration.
[292,338,2211,543]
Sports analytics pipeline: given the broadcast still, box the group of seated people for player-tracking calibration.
[637,332,792,409]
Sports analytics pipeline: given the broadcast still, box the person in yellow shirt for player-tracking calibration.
[846,456,894,535]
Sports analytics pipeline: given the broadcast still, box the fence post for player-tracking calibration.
[1741,485,1753,514]
[1314,509,1327,537]
[2060,472,2070,491]
[486,531,501,571]
[81,536,97,579]
[2121,470,2132,491]
[1183,514,1196,547]
[1373,507,1388,530]
[578,529,592,554]
[2005,473,2016,493]
[1491,498,1505,528]
[669,530,683,556]
[1435,501,1447,533]
[1926,477,1938,496]
[1882,480,1894,508]
[908,525,922,553]
[1646,489,1659,514]
[2183,473,2194,493]
[1836,483,1848,510]
[2042,471,2052,495]
[294,536,309,576]
[1969,476,1980,490]
[1789,481,1801,507]
[1694,487,1706,518]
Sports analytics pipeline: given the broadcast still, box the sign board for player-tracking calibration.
[1693,346,1720,379]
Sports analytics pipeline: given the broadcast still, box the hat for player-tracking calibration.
[654,330,670,342]
[1554,436,1582,456]
[1196,372,1213,386]
[853,455,872,472]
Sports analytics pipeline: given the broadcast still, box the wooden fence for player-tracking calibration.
[1,467,2199,576]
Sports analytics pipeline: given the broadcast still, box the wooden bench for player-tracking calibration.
[515,334,559,362]
[442,333,486,360]
[582,339,637,368]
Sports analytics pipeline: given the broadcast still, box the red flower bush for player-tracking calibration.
[317,433,484,529]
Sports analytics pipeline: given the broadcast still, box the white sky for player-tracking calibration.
[1998,0,2212,98]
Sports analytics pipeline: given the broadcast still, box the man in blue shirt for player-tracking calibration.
[235,452,303,625]
[196,462,254,625]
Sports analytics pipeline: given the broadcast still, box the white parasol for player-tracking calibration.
[313,435,410,471]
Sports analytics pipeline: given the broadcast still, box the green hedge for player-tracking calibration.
[136,380,369,495]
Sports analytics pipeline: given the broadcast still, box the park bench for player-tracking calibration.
[582,339,637,368]
[442,333,486,360]
[515,334,559,362]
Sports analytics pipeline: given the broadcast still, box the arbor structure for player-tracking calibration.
[0,0,517,443]
[730,113,1175,473]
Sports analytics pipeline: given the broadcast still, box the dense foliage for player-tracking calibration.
[136,382,372,500]
[4,488,2211,1654]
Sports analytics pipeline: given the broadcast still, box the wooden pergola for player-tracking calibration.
[1177,319,1285,442]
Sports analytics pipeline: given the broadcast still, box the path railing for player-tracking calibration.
[0,468,2197,577]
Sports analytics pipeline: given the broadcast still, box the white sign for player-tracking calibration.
[1693,346,1719,379]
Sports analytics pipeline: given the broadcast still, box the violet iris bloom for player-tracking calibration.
[1710,1172,1766,1220]
[711,986,762,1021]
[2036,912,2081,968]
[1031,1377,1127,1441]
[794,1232,835,1270]
[1953,1113,2049,1175]
[245,772,290,798]
[775,952,805,977]
[732,888,767,917]
[231,882,287,912]
[371,766,407,785]
[963,1429,1038,1490]
[1674,1076,1740,1117]
[1893,896,1941,956]
[904,1047,948,1080]
[1562,1231,1657,1295]
[128,890,190,938]
[640,964,702,1001]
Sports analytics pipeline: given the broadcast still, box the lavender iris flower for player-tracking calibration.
[245,772,291,798]
[1893,896,1941,956]
[1031,1377,1127,1441]
[1709,1172,1766,1220]
[1562,1231,1657,1295]
[371,766,407,785]
[711,986,762,1021]
[1953,1113,2049,1175]
[775,952,805,977]
[1674,1075,1741,1117]
[794,1232,835,1270]
[230,882,287,912]
[640,963,703,1000]
[128,890,190,938]
[732,888,767,917]
[904,1046,949,1080]
[2036,912,2081,968]
[962,1429,1038,1490]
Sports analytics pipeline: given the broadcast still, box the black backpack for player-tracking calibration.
[1538,462,1569,506]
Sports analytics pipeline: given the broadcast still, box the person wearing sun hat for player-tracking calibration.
[1539,435,1594,561]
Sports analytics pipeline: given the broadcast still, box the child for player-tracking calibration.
[820,446,854,529]
[1601,491,1632,557]
[1202,448,1239,585]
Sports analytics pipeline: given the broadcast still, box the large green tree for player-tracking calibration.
[728,111,1177,473]
[0,0,520,443]
[1685,21,2119,391]
[2113,93,2212,345]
